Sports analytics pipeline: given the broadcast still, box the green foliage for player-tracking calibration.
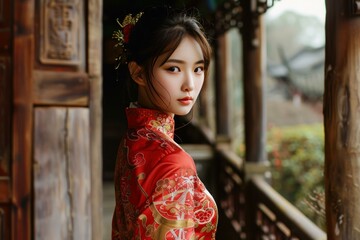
[267,124,326,229]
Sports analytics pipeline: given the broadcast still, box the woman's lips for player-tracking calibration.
[178,97,193,105]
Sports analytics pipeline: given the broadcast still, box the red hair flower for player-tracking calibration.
[123,24,134,43]
[112,12,143,67]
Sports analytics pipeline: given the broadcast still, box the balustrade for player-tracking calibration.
[216,147,326,240]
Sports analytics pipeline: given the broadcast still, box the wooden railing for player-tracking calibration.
[216,145,327,240]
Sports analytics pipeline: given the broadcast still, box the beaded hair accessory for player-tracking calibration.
[113,12,143,67]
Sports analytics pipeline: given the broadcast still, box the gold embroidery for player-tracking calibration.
[149,118,173,137]
[136,172,148,198]
[150,204,196,228]
[200,222,215,233]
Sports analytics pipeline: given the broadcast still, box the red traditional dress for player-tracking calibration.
[112,107,218,240]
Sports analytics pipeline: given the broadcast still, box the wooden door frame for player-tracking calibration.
[11,0,103,239]
[12,0,33,238]
[88,0,103,239]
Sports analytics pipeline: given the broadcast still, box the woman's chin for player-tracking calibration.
[174,108,193,116]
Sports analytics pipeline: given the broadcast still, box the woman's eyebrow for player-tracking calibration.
[164,59,205,64]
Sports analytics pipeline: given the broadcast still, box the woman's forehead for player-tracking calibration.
[156,36,204,66]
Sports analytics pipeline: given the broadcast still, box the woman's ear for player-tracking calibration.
[128,61,146,86]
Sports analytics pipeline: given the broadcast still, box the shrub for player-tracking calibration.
[267,124,326,229]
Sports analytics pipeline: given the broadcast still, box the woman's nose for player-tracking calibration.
[182,72,195,92]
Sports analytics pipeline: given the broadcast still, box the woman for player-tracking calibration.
[112,6,218,240]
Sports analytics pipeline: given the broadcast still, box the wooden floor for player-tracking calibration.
[103,181,115,240]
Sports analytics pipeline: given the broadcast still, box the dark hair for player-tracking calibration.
[121,6,212,103]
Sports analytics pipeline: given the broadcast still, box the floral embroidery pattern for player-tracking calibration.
[149,116,173,138]
[129,152,146,167]
[155,178,176,193]
[152,170,215,225]
[195,205,216,224]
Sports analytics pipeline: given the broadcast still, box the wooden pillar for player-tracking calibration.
[88,0,103,239]
[324,0,360,238]
[242,1,267,239]
[241,1,266,165]
[214,34,231,139]
[12,0,34,239]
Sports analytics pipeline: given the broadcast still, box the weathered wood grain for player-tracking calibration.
[12,0,34,239]
[88,0,103,77]
[33,70,89,106]
[88,0,103,239]
[34,107,91,240]
[324,0,360,238]
[67,108,92,240]
[6,0,103,239]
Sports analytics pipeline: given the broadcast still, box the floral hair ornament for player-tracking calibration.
[113,12,143,68]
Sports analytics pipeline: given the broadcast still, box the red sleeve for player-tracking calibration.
[135,151,207,239]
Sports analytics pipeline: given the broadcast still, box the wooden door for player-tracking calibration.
[0,0,103,239]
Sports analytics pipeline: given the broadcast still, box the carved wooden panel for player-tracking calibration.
[34,107,91,240]
[0,58,10,176]
[40,0,84,66]
[218,156,247,239]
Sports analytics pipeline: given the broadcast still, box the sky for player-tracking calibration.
[266,0,326,23]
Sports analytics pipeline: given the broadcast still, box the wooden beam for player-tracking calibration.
[324,0,360,238]
[33,71,89,106]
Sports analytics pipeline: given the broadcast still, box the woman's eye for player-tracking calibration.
[167,66,180,72]
[194,66,204,73]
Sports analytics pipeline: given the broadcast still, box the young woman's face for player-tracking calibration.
[141,35,205,116]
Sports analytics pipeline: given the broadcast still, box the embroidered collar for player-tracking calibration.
[126,107,175,139]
